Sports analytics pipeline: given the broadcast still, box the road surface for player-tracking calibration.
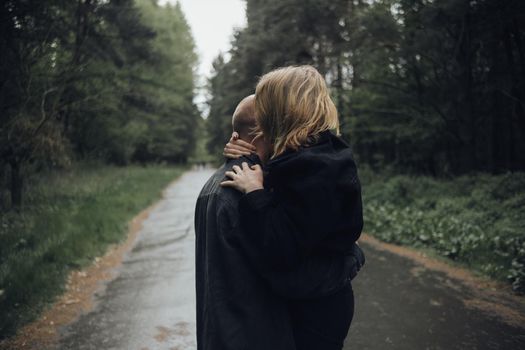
[346,239,525,349]
[58,168,525,350]
[59,169,212,350]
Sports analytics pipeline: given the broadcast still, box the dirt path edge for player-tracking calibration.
[360,233,525,329]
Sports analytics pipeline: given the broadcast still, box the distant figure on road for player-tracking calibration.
[195,91,363,350]
[221,66,364,350]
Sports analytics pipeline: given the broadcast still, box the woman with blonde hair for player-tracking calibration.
[221,65,363,350]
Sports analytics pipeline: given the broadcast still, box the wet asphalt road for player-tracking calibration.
[346,243,525,350]
[59,169,215,350]
[58,168,525,350]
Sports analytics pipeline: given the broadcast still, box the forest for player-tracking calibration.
[1,0,198,209]
[207,0,525,175]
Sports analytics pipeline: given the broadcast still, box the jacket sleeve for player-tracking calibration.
[238,189,303,270]
[237,145,364,270]
[238,182,347,270]
[231,189,365,299]
[233,213,364,300]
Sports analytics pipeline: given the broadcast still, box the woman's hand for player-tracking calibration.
[221,162,264,193]
[223,132,257,159]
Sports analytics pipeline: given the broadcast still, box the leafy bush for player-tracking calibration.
[360,169,525,293]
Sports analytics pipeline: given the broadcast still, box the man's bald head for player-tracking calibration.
[232,95,256,141]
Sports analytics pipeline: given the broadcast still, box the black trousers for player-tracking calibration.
[289,283,354,350]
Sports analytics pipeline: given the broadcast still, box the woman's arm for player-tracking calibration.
[219,162,305,268]
[222,167,362,271]
[238,189,306,269]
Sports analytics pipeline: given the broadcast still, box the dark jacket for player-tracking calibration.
[195,152,361,350]
[195,155,295,350]
[238,131,364,271]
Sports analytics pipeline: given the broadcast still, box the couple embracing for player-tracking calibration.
[195,65,365,350]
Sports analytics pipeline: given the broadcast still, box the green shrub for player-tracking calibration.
[361,169,525,293]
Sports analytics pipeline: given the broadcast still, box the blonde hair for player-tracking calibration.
[254,65,339,158]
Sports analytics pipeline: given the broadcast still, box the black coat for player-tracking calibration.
[238,131,363,271]
[195,155,295,350]
[195,150,361,350]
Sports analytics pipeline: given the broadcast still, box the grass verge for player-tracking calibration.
[0,163,185,339]
[359,168,525,293]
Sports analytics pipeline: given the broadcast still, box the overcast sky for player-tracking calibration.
[160,0,247,112]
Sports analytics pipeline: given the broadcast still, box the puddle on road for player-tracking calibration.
[153,322,194,349]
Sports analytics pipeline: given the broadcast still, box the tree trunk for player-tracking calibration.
[10,160,23,208]
[335,60,345,119]
[62,0,92,135]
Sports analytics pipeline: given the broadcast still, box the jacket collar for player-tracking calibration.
[225,153,262,165]
[266,130,335,168]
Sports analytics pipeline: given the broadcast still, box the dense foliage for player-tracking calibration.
[206,0,525,175]
[360,169,525,293]
[0,0,199,209]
